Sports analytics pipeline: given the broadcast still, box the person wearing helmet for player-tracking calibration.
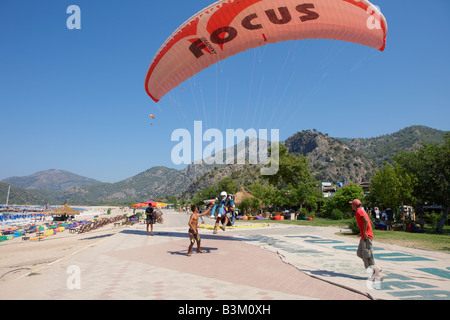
[209,191,227,218]
[213,191,228,234]
[223,194,236,228]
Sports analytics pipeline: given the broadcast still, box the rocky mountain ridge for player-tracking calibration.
[1,169,101,191]
[2,126,447,205]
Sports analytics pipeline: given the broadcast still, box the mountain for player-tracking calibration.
[59,165,213,204]
[58,137,267,204]
[336,125,447,166]
[57,166,182,204]
[0,182,50,205]
[4,126,447,205]
[284,130,378,183]
[180,137,269,196]
[180,132,376,200]
[180,126,448,198]
[1,169,102,191]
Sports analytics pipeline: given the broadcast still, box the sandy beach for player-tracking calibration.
[0,206,135,282]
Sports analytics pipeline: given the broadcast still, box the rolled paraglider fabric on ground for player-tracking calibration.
[44,229,56,237]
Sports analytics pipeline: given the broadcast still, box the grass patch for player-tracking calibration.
[372,229,449,252]
[235,218,353,228]
[339,229,450,252]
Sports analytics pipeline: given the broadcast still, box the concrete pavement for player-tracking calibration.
[0,211,448,300]
[231,224,450,300]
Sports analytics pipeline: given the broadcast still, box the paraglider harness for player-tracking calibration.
[210,196,236,226]
[211,176,241,227]
[211,197,226,218]
[224,196,236,226]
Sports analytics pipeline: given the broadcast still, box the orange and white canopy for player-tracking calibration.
[145,0,387,102]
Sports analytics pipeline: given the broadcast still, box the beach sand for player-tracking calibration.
[0,207,134,282]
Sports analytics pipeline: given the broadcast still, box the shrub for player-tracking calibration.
[330,209,344,220]
[426,211,442,233]
[348,217,360,235]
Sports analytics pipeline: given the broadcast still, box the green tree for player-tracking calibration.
[217,177,237,195]
[191,185,217,207]
[323,184,364,217]
[370,162,416,209]
[288,182,322,219]
[249,197,261,214]
[264,144,312,187]
[272,188,289,210]
[248,183,276,208]
[264,143,317,214]
[238,198,252,215]
[395,133,450,232]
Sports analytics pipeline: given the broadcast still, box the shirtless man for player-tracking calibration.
[187,204,213,256]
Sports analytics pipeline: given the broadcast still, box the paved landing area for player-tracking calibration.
[0,212,448,301]
[233,225,450,300]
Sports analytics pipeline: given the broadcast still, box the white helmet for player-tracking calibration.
[220,191,227,197]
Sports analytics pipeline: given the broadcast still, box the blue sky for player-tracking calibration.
[0,0,449,183]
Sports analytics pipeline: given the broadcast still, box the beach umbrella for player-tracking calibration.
[51,204,81,216]
[154,202,167,208]
[131,202,145,208]
[146,201,157,207]
[132,201,156,208]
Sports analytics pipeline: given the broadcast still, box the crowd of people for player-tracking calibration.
[368,206,425,233]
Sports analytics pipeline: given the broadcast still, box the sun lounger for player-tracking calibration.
[77,224,88,234]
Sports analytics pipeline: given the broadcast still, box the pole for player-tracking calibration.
[6,185,11,207]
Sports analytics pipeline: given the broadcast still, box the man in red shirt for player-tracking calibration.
[350,199,383,282]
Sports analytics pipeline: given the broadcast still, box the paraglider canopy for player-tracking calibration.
[145,0,387,102]
[150,114,155,120]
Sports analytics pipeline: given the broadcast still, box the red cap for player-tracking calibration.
[349,199,362,206]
